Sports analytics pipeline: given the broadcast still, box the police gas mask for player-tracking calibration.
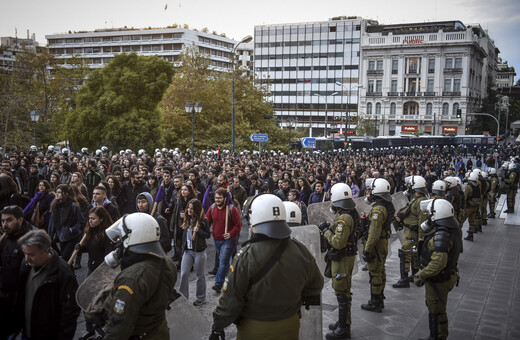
[104,216,131,268]
[364,178,376,204]
[419,199,436,234]
[403,176,414,197]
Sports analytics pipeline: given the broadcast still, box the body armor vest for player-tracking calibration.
[420,225,461,282]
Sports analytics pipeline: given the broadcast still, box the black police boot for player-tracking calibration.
[464,232,474,241]
[482,218,487,226]
[361,293,383,313]
[487,212,496,218]
[393,249,410,288]
[326,294,351,339]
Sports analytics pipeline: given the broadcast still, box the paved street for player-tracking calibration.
[74,194,520,339]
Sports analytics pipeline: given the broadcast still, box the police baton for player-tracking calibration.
[0,232,6,244]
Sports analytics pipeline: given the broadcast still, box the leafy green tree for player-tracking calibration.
[67,52,174,151]
[0,49,88,150]
[354,116,374,136]
[160,47,291,152]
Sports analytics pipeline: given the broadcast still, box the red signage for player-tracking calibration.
[442,126,458,133]
[402,38,424,45]
[402,125,418,132]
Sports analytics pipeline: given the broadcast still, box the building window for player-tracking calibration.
[427,79,434,93]
[391,80,398,93]
[426,103,433,115]
[453,103,460,116]
[368,80,375,92]
[392,59,398,74]
[453,79,461,92]
[454,57,462,69]
[389,124,396,136]
[376,60,383,70]
[428,58,435,73]
[376,80,382,93]
[444,79,452,92]
[407,57,420,73]
[367,103,372,115]
[403,101,419,115]
[368,60,375,71]
[376,103,381,115]
[442,103,449,115]
[390,103,396,115]
[445,58,453,69]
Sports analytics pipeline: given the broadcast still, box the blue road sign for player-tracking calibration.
[301,137,316,148]
[250,134,268,142]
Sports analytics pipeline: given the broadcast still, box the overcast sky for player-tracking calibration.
[2,0,519,82]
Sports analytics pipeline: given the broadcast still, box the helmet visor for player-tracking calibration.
[404,176,413,186]
[365,178,375,191]
[420,199,434,215]
[105,217,126,243]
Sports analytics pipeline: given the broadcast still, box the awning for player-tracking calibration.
[511,120,520,129]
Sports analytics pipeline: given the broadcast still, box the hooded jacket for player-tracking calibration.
[136,192,171,253]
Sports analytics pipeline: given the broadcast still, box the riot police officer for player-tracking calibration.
[414,199,461,340]
[393,176,428,288]
[210,194,323,340]
[89,213,177,339]
[487,168,499,218]
[361,178,394,313]
[319,183,359,339]
[504,163,518,213]
[431,180,447,199]
[463,172,481,241]
[283,201,303,227]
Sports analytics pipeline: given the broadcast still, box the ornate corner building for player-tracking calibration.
[359,21,498,136]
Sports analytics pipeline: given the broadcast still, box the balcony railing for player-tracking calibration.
[443,68,463,73]
[443,91,461,96]
[366,92,382,96]
[402,91,417,97]
[423,91,436,97]
[387,91,400,96]
[367,69,384,75]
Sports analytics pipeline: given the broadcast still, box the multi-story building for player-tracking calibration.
[254,16,376,137]
[0,33,40,73]
[45,27,239,72]
[359,20,498,136]
[496,58,516,89]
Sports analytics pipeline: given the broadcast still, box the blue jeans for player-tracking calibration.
[214,238,238,287]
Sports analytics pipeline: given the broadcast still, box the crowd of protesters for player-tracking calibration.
[1,142,520,339]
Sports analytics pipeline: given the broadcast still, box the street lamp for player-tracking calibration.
[185,101,202,154]
[231,35,253,155]
[29,110,40,146]
[314,92,337,138]
[336,82,361,156]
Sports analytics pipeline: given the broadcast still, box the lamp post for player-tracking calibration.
[336,82,361,156]
[29,110,40,146]
[185,102,202,154]
[287,118,295,152]
[231,35,253,155]
[314,92,337,138]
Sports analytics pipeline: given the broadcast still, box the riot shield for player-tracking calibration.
[391,192,409,244]
[76,262,210,339]
[289,225,324,340]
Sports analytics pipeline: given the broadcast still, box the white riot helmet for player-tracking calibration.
[508,163,516,171]
[249,194,291,239]
[501,161,509,170]
[330,183,356,210]
[468,172,478,182]
[95,149,102,156]
[443,177,458,189]
[104,213,166,268]
[283,201,302,227]
[101,146,108,153]
[432,180,446,196]
[472,169,482,178]
[62,148,69,154]
[404,175,428,194]
[365,178,392,202]
[481,171,488,179]
[81,147,88,154]
[420,199,458,232]
[488,168,497,175]
[125,149,132,154]
[454,176,463,189]
[119,150,125,156]
[30,145,37,151]
[47,145,54,152]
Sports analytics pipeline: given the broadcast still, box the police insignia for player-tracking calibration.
[223,278,229,292]
[337,224,343,232]
[373,214,379,220]
[114,299,126,315]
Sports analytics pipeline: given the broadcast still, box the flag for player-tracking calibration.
[202,183,212,212]
[226,192,233,206]
[325,179,330,192]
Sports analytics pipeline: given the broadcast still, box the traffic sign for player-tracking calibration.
[250,134,268,142]
[301,137,316,148]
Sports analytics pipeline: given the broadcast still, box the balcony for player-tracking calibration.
[428,69,435,73]
[367,69,384,75]
[442,91,461,96]
[444,67,463,73]
[406,69,419,74]
[402,91,417,97]
[423,92,436,97]
[366,92,382,97]
[387,91,400,96]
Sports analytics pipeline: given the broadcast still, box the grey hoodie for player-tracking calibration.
[136,191,172,252]
[136,192,154,214]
